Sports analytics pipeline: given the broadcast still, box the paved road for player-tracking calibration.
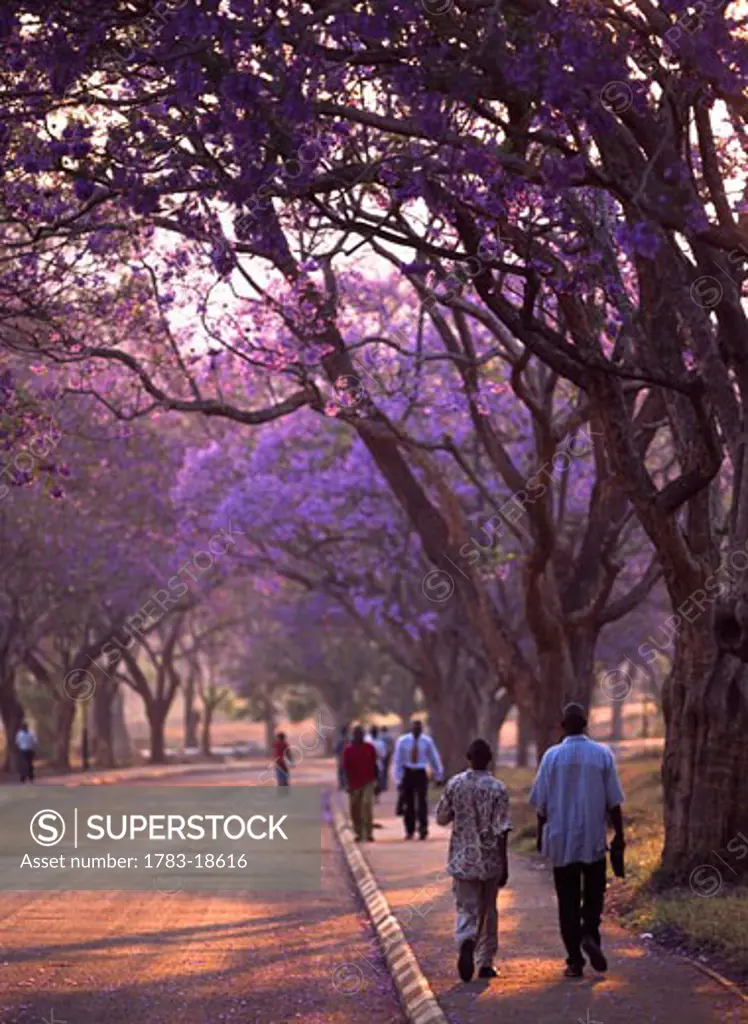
[0,764,404,1024]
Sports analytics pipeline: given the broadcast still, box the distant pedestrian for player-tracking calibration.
[529,702,625,978]
[380,725,394,790]
[393,720,444,840]
[334,725,349,790]
[368,724,387,794]
[273,731,293,790]
[15,720,36,783]
[436,738,511,982]
[342,725,378,842]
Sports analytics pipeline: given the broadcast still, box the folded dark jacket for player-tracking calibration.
[610,844,625,878]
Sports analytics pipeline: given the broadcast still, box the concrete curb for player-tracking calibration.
[678,955,748,1003]
[331,797,448,1024]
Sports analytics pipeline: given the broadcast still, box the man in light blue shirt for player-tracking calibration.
[393,720,444,839]
[529,703,625,978]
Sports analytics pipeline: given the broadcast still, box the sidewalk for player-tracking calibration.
[358,791,747,1024]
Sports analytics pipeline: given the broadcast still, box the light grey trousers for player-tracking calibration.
[453,877,500,968]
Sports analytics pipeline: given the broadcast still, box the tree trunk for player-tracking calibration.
[477,691,513,757]
[147,702,168,764]
[112,688,133,765]
[425,691,479,779]
[201,705,214,757]
[318,703,339,755]
[0,674,23,773]
[184,675,198,749]
[568,627,598,712]
[659,629,748,881]
[263,702,276,756]
[92,677,117,768]
[610,691,624,741]
[532,659,563,760]
[51,698,76,771]
[516,707,532,768]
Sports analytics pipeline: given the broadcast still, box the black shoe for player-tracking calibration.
[458,939,475,982]
[581,935,608,972]
[478,966,497,979]
[419,833,428,840]
[404,833,414,840]
[564,963,584,978]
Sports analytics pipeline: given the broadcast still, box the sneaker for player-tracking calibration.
[458,939,475,982]
[581,936,608,973]
[478,966,498,979]
[564,963,584,978]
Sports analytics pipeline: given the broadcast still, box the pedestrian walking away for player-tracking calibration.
[368,724,387,796]
[529,702,626,978]
[436,737,511,982]
[380,725,394,791]
[393,719,444,839]
[273,731,293,790]
[15,720,37,783]
[342,725,378,842]
[334,725,349,790]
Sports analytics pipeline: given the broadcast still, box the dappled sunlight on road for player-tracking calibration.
[0,772,404,1024]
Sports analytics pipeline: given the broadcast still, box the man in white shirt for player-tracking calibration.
[393,720,444,840]
[529,703,625,978]
[15,720,37,783]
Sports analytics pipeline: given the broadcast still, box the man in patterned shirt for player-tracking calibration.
[436,738,511,982]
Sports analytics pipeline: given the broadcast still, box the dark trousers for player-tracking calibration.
[19,750,34,783]
[382,755,391,791]
[552,858,607,966]
[402,767,429,837]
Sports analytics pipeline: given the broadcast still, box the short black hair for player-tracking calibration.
[467,738,493,770]
[561,702,587,734]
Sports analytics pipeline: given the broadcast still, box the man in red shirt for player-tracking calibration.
[273,731,292,790]
[342,725,378,842]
